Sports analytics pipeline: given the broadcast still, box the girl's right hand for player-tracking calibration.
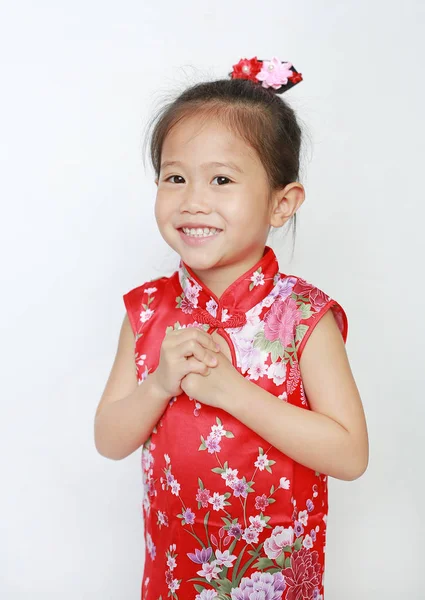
[153,327,221,398]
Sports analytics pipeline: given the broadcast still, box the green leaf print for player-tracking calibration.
[231,545,247,584]
[216,578,233,594]
[252,557,274,570]
[295,324,308,344]
[225,431,234,438]
[299,302,313,319]
[284,556,292,568]
[235,542,264,585]
[216,417,222,425]
[294,536,304,551]
[275,552,286,567]
[198,477,204,489]
[203,511,210,546]
[211,467,224,474]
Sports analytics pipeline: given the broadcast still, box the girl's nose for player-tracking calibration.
[179,186,212,213]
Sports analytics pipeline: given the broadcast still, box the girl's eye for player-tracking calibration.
[212,176,231,185]
[166,175,185,184]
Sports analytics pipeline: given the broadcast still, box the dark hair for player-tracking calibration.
[143,77,306,254]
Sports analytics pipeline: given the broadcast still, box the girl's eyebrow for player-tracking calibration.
[160,160,244,174]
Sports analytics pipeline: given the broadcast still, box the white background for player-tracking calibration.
[1,1,423,598]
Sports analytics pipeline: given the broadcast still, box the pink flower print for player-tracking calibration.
[144,287,157,295]
[157,510,169,528]
[267,361,287,386]
[170,480,181,495]
[196,487,211,508]
[256,57,293,90]
[281,548,321,600]
[215,549,237,567]
[208,492,226,511]
[168,578,180,592]
[221,467,239,487]
[180,296,195,314]
[249,515,267,532]
[247,359,268,381]
[140,308,154,323]
[206,298,218,317]
[167,555,177,570]
[146,532,156,560]
[255,494,269,511]
[211,424,226,438]
[279,477,291,490]
[242,526,259,544]
[250,269,265,287]
[263,525,294,560]
[264,297,301,348]
[298,510,308,526]
[197,560,222,582]
[185,282,200,307]
[303,534,314,549]
[182,507,196,525]
[254,453,269,471]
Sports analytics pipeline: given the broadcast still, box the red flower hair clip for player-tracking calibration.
[230,56,303,94]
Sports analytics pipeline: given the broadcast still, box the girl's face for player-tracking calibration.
[154,114,286,287]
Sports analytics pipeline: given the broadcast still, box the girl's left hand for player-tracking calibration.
[180,349,241,409]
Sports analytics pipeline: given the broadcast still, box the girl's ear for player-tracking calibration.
[154,178,159,186]
[269,182,305,228]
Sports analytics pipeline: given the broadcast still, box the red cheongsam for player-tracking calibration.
[123,245,348,600]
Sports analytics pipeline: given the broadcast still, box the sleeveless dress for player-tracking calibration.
[123,245,348,600]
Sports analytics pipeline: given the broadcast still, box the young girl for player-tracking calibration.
[94,56,369,600]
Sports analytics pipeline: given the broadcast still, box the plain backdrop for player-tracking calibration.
[1,1,423,598]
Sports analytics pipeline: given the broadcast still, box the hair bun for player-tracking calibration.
[229,56,303,94]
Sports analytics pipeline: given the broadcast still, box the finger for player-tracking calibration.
[183,357,211,376]
[175,328,220,353]
[177,339,218,367]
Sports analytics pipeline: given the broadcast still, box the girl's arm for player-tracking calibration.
[94,314,171,460]
[219,310,369,481]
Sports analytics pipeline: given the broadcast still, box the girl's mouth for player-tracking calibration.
[178,227,222,246]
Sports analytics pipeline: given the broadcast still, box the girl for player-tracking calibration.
[94,56,369,600]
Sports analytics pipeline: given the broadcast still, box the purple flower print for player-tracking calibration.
[228,523,243,539]
[231,478,249,498]
[306,499,314,512]
[230,570,286,599]
[205,434,221,454]
[187,546,213,564]
[196,590,218,600]
[182,508,195,525]
[294,520,304,537]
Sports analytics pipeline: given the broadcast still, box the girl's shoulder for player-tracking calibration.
[122,274,171,336]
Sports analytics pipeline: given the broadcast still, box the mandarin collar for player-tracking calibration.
[173,246,280,329]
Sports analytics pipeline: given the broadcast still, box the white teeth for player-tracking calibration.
[182,227,220,237]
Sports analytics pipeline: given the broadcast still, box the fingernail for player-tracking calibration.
[210,357,217,365]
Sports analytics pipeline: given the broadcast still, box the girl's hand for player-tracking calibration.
[180,349,241,409]
[153,328,220,398]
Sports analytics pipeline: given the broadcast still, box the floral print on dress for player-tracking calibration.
[122,246,347,599]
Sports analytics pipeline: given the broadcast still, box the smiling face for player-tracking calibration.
[154,113,280,294]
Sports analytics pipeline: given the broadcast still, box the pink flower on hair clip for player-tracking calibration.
[256,57,294,90]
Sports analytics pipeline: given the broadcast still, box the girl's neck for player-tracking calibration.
[186,247,267,300]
